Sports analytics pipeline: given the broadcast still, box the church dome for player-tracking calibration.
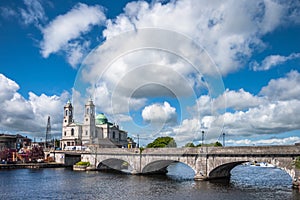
[96,113,108,124]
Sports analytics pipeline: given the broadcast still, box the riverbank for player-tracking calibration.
[0,162,65,169]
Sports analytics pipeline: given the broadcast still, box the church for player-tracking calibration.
[60,99,128,149]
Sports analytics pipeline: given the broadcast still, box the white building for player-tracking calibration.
[60,99,128,149]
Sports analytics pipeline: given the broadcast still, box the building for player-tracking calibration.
[60,99,128,149]
[0,134,31,150]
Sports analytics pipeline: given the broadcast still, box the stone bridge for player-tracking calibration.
[77,144,300,184]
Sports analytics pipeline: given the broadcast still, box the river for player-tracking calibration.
[0,163,299,200]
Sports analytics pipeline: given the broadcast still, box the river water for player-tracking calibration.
[0,163,299,200]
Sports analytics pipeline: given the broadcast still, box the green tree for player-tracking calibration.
[146,136,177,148]
[214,141,223,147]
[185,142,195,147]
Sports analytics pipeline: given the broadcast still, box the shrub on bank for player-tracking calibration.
[295,157,300,169]
[75,161,90,166]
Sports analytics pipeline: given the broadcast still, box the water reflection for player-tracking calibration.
[0,163,298,200]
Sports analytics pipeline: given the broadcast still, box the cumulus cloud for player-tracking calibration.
[70,0,300,146]
[251,53,300,71]
[172,118,201,145]
[103,0,299,75]
[215,88,266,111]
[260,70,300,101]
[40,3,106,67]
[169,70,300,145]
[0,74,69,137]
[0,74,20,101]
[142,102,177,124]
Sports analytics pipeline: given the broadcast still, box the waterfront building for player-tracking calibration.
[0,133,31,150]
[60,99,128,149]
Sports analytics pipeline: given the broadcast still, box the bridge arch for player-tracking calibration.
[208,161,246,179]
[96,158,134,173]
[142,159,196,175]
[207,157,296,181]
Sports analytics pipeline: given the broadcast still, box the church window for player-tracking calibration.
[71,128,74,136]
[86,118,88,121]
[113,131,115,139]
[64,131,66,136]
[65,110,68,116]
[87,108,89,114]
[86,130,88,135]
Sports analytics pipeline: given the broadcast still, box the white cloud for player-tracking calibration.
[72,0,300,146]
[172,118,201,145]
[0,74,20,101]
[0,7,17,19]
[226,136,300,146]
[251,53,300,71]
[215,88,266,111]
[65,40,91,68]
[20,0,47,27]
[0,74,69,137]
[260,70,300,101]
[170,70,300,145]
[142,102,177,124]
[40,3,106,67]
[103,0,298,75]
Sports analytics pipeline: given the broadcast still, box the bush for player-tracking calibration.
[75,161,90,166]
[295,157,300,169]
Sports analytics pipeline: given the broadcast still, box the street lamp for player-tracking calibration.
[201,131,205,146]
[222,132,225,147]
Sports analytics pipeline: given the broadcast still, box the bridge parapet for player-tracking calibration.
[86,148,140,154]
[142,147,202,155]
[208,145,300,155]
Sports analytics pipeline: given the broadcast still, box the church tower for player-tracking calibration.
[63,100,73,126]
[82,98,96,143]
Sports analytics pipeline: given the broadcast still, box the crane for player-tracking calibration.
[45,116,51,148]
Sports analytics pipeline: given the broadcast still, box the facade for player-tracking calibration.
[0,134,31,150]
[60,99,128,149]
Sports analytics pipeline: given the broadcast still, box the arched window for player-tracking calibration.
[65,110,68,116]
[112,131,115,139]
[71,128,74,136]
[86,108,89,115]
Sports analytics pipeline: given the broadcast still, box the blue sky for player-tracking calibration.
[0,0,300,147]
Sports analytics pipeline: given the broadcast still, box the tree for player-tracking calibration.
[146,136,177,148]
[214,141,223,147]
[184,142,195,147]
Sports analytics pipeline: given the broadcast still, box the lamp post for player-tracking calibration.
[201,131,205,146]
[222,132,225,147]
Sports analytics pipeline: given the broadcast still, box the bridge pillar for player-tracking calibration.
[293,168,300,189]
[194,154,208,181]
